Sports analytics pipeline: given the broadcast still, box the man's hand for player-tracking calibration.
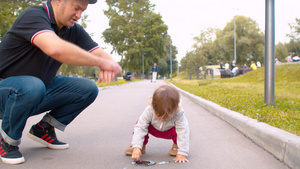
[131,147,142,162]
[173,154,189,164]
[97,58,122,83]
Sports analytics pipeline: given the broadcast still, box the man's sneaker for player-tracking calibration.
[0,138,25,164]
[27,123,69,150]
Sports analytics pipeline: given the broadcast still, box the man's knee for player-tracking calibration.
[17,76,46,103]
[85,79,99,100]
[78,78,99,101]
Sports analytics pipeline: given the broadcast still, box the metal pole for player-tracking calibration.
[142,53,144,79]
[265,0,275,105]
[170,37,172,80]
[234,15,236,61]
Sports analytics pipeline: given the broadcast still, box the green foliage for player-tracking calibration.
[181,28,216,77]
[103,0,172,75]
[193,27,218,65]
[181,16,264,79]
[287,18,300,53]
[275,42,289,62]
[169,64,300,136]
[180,51,207,79]
[214,15,264,65]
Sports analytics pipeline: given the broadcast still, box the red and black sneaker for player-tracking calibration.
[27,122,69,150]
[0,137,25,164]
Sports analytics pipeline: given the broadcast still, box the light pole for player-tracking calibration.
[265,0,275,106]
[233,8,238,61]
[234,15,236,61]
[169,35,172,80]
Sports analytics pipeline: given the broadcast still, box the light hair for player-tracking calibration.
[151,85,180,120]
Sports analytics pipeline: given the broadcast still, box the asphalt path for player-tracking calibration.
[0,80,289,169]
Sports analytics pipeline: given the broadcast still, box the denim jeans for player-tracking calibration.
[0,75,98,146]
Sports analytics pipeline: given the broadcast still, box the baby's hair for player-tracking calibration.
[151,85,180,120]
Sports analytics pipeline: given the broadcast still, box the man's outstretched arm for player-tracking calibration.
[33,31,121,82]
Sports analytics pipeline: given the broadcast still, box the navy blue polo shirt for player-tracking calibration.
[0,1,99,86]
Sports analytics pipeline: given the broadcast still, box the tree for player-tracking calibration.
[214,15,264,66]
[193,27,217,65]
[0,0,45,41]
[180,50,207,79]
[275,42,288,62]
[103,0,169,75]
[286,18,300,53]
[180,51,193,78]
[160,37,178,78]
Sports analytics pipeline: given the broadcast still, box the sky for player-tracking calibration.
[85,0,300,62]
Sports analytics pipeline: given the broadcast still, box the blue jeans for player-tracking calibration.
[0,75,98,146]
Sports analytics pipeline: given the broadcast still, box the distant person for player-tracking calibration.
[285,53,293,63]
[225,62,230,69]
[151,62,158,82]
[251,61,257,70]
[123,71,132,81]
[256,61,261,68]
[231,59,236,70]
[242,64,248,74]
[293,54,300,62]
[231,66,239,76]
[275,58,281,64]
[125,85,190,164]
[219,62,224,69]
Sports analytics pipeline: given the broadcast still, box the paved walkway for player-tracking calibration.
[0,80,289,169]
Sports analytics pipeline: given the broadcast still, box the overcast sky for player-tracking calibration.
[85,0,300,62]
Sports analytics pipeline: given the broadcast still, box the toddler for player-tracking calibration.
[125,85,189,163]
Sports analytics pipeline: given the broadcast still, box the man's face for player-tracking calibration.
[56,0,88,28]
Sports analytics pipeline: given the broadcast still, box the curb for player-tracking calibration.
[168,83,300,169]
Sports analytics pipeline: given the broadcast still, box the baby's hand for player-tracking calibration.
[173,154,189,164]
[131,147,142,162]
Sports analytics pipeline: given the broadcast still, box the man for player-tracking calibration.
[285,53,293,63]
[0,0,121,164]
[151,63,158,82]
[292,54,300,62]
[224,62,229,69]
[219,62,223,69]
[230,59,236,70]
[256,61,261,68]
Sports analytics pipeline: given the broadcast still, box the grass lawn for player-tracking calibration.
[168,64,300,136]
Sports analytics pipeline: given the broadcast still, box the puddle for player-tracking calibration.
[156,161,170,165]
[131,160,170,166]
[132,160,155,166]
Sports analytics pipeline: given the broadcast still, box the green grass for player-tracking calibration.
[168,64,300,136]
